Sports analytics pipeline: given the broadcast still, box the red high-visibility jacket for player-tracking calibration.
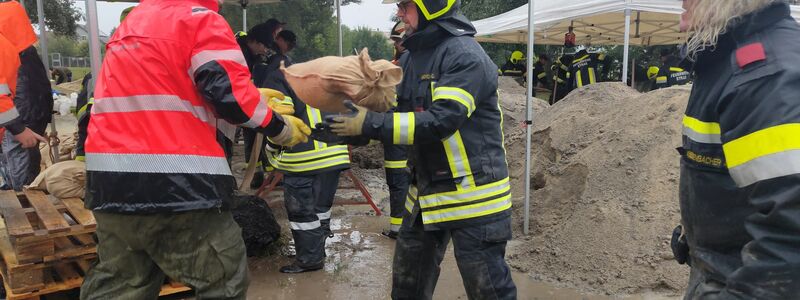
[85,0,285,213]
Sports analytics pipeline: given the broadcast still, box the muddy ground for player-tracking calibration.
[37,77,691,299]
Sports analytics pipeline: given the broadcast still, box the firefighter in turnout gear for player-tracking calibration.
[674,1,800,298]
[652,49,690,90]
[256,50,351,274]
[383,21,412,240]
[569,45,607,88]
[551,53,574,103]
[80,0,310,298]
[500,50,526,77]
[330,0,517,298]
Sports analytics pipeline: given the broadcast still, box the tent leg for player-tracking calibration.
[523,0,535,236]
[85,0,102,93]
[36,0,48,69]
[243,6,248,31]
[336,0,343,56]
[622,8,632,84]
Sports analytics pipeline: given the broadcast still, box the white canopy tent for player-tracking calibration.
[476,1,800,45]
[504,1,800,234]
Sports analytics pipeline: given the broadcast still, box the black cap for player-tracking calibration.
[278,30,297,48]
[660,48,673,57]
[248,18,285,47]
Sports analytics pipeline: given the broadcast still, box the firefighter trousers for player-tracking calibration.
[385,167,409,233]
[283,171,341,266]
[81,209,249,300]
[391,213,517,300]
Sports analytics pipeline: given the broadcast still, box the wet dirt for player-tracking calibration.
[245,205,680,300]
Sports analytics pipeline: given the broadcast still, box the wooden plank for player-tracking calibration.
[3,267,82,300]
[24,190,70,234]
[1,208,34,238]
[0,191,35,238]
[14,239,54,264]
[60,198,95,228]
[72,234,96,246]
[53,263,80,282]
[0,190,23,209]
[75,259,92,273]
[0,215,20,267]
[15,226,96,244]
[159,282,191,296]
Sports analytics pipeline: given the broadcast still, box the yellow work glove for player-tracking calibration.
[329,100,368,136]
[258,88,294,115]
[269,115,311,147]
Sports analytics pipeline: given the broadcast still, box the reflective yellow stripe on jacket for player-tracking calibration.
[418,177,512,224]
[682,115,721,144]
[392,112,415,145]
[723,123,800,187]
[442,130,476,189]
[433,86,476,117]
[384,160,407,169]
[268,145,350,173]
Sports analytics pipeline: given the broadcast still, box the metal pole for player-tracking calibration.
[36,0,49,69]
[337,0,343,56]
[243,7,247,31]
[85,0,102,91]
[622,7,631,84]
[523,0,535,236]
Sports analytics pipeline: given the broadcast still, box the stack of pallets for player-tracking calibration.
[0,190,190,299]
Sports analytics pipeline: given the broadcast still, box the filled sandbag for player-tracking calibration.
[28,160,85,199]
[281,48,402,113]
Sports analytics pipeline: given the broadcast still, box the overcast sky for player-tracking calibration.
[75,1,397,35]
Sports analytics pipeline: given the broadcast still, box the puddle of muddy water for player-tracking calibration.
[244,210,680,300]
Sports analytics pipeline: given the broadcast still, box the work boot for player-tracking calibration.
[279,262,324,274]
[381,230,398,240]
[250,172,264,190]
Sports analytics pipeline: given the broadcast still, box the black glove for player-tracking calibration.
[309,122,345,144]
[671,225,690,265]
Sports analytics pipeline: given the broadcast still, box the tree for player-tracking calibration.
[344,26,393,60]
[21,0,82,38]
[460,0,527,67]
[219,0,361,62]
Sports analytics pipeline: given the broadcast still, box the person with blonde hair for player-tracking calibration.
[671,0,800,298]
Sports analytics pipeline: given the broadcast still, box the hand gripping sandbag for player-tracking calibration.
[281,48,402,113]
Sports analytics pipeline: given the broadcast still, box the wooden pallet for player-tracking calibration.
[0,190,98,294]
[1,257,191,300]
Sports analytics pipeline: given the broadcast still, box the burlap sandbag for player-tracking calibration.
[281,48,402,113]
[29,160,86,199]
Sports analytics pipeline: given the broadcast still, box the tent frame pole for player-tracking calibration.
[336,0,343,56]
[622,4,632,84]
[523,0,535,236]
[36,0,48,69]
[86,0,102,94]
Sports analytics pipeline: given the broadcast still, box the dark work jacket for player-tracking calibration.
[679,3,800,298]
[653,55,690,90]
[257,54,350,176]
[362,19,511,230]
[11,46,52,132]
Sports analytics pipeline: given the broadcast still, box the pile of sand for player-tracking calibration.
[504,82,692,295]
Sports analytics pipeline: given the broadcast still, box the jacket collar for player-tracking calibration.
[694,2,790,71]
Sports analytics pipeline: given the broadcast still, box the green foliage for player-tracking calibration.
[220,0,361,62]
[47,34,82,57]
[459,0,528,67]
[343,26,393,60]
[21,0,82,38]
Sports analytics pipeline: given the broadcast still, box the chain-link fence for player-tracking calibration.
[50,53,90,68]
